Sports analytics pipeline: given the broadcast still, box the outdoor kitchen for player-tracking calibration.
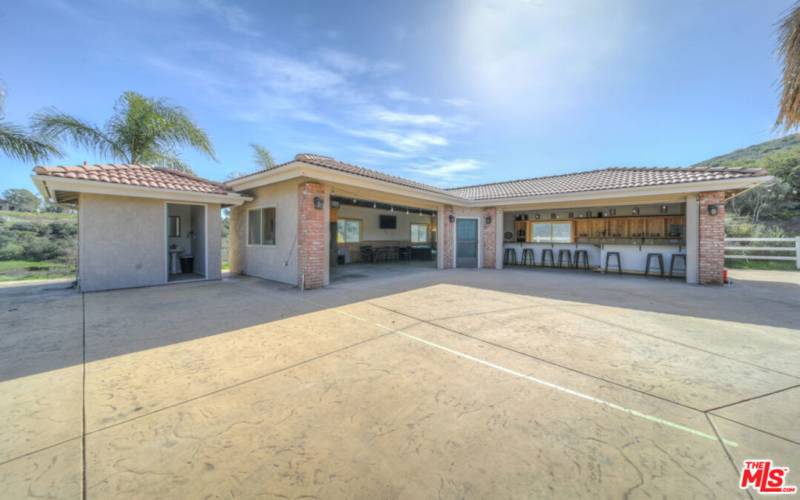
[502,202,687,276]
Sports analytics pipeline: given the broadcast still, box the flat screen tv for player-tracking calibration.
[379,215,397,229]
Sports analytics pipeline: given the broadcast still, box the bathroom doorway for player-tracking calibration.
[166,203,208,282]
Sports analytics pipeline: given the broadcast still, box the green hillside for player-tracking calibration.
[693,134,800,170]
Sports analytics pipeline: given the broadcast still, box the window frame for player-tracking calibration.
[337,218,362,244]
[247,206,277,247]
[410,223,429,243]
[528,221,574,243]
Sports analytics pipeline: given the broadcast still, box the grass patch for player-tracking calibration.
[0,260,76,282]
[725,259,797,271]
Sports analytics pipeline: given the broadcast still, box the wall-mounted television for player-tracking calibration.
[379,215,397,229]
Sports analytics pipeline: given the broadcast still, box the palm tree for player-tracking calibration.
[0,84,61,163]
[777,4,800,130]
[250,143,275,169]
[33,91,215,173]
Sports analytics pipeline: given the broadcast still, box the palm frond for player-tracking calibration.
[250,143,275,170]
[0,120,62,163]
[776,4,800,130]
[32,109,128,161]
[145,151,196,175]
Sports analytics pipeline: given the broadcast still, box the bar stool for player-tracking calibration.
[503,247,517,265]
[557,249,572,268]
[644,253,665,277]
[521,248,535,266]
[574,249,590,270]
[604,252,622,274]
[541,248,555,267]
[669,254,686,278]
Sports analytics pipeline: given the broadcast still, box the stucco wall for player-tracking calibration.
[233,179,301,286]
[79,193,167,292]
[335,205,433,242]
[205,204,222,280]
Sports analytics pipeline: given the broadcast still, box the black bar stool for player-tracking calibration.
[557,249,572,268]
[644,253,665,277]
[669,254,686,278]
[541,248,555,267]
[503,247,517,265]
[521,248,535,266]
[574,250,590,270]
[604,252,622,274]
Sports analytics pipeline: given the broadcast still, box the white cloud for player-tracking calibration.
[386,88,430,104]
[347,129,448,152]
[443,97,471,107]
[372,108,445,126]
[126,0,260,36]
[406,158,484,183]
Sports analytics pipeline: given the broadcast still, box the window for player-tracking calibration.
[337,219,361,243]
[248,207,277,246]
[529,222,573,243]
[410,223,429,243]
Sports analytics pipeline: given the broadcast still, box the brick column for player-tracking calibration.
[481,207,497,268]
[698,191,726,285]
[441,206,455,269]
[297,182,329,289]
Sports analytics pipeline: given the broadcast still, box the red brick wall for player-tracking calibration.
[297,182,328,289]
[698,191,726,285]
[482,208,497,268]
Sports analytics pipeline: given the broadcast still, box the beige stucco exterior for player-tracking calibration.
[230,179,302,286]
[78,193,221,292]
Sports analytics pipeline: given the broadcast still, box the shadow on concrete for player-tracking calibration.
[1,267,798,384]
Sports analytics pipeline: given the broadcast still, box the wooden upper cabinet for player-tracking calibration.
[575,219,592,238]
[628,217,645,237]
[607,218,627,238]
[646,217,666,238]
[590,219,607,238]
[666,216,685,238]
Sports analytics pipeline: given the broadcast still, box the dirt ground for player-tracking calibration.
[0,268,798,498]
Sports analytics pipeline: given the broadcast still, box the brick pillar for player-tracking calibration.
[442,206,455,269]
[297,182,329,289]
[481,207,497,268]
[228,206,246,275]
[698,191,726,285]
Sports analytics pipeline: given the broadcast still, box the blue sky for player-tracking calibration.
[0,0,794,192]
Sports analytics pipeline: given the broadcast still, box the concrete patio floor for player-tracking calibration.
[0,268,798,498]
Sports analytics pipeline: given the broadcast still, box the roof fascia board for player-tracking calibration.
[32,175,251,205]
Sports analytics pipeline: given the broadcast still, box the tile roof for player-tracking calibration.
[445,166,768,201]
[34,163,231,195]
[228,154,769,202]
[229,154,457,197]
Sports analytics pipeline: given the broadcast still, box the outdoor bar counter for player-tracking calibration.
[502,238,686,275]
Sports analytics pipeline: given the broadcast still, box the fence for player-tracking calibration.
[724,237,800,269]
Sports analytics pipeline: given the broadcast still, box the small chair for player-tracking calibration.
[557,249,572,268]
[669,254,686,278]
[521,248,535,266]
[541,248,555,267]
[359,246,374,263]
[574,249,590,271]
[503,248,518,265]
[644,253,665,278]
[399,246,412,261]
[604,252,622,274]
